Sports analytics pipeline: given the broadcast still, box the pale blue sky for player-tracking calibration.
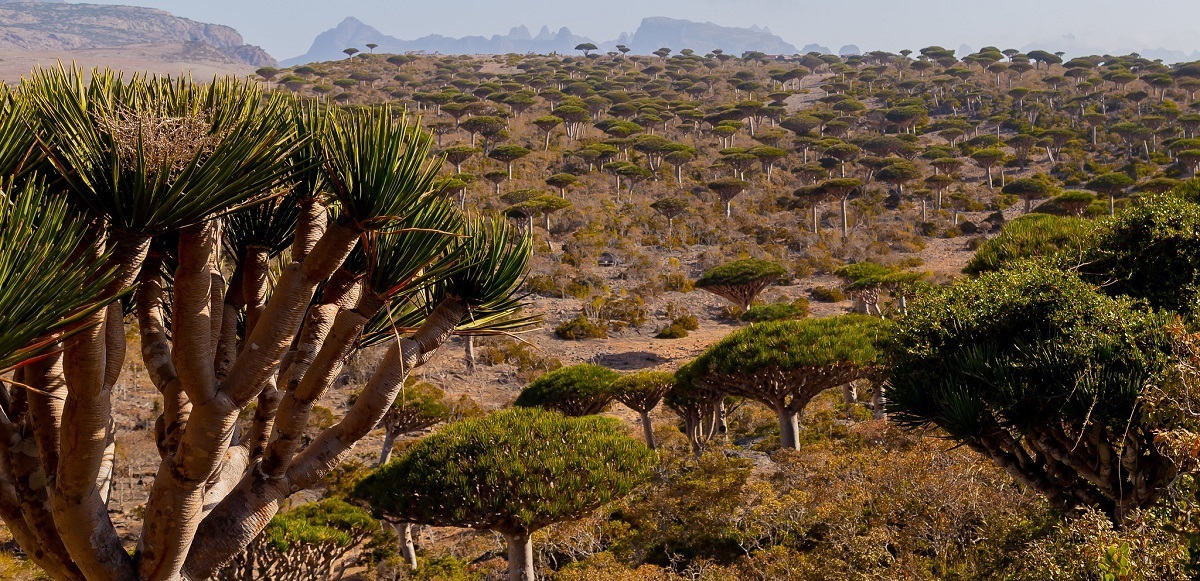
[84,0,1200,61]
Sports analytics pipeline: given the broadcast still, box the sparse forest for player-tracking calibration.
[7,41,1200,580]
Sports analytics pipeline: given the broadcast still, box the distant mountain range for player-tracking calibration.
[282,17,800,66]
[0,2,275,67]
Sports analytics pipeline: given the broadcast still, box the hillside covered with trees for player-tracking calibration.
[5,40,1200,580]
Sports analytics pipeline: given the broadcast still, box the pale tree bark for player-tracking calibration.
[180,299,467,579]
[777,410,801,450]
[639,410,656,450]
[504,532,534,581]
[400,523,418,570]
[54,232,148,581]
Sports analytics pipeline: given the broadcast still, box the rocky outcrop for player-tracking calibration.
[619,17,799,56]
[284,15,802,65]
[0,3,276,67]
[282,17,593,66]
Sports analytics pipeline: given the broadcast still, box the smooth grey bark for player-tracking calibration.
[778,410,801,449]
[505,532,534,581]
[639,410,656,450]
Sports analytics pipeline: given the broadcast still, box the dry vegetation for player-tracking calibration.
[9,43,1200,579]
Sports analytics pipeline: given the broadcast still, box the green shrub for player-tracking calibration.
[674,314,700,330]
[964,213,1097,276]
[809,286,846,302]
[554,314,608,340]
[655,324,689,339]
[741,301,808,322]
[354,408,656,581]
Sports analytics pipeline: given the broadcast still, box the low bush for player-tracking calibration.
[655,324,689,339]
[555,315,609,340]
[741,301,808,322]
[809,286,845,302]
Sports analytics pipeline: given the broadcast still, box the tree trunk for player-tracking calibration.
[504,532,535,581]
[377,426,399,467]
[639,410,656,450]
[778,410,800,449]
[724,199,732,218]
[401,523,418,570]
[841,197,849,240]
[464,336,477,372]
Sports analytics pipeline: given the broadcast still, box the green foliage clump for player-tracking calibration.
[695,258,787,311]
[964,213,1098,275]
[887,262,1183,519]
[694,315,888,377]
[554,314,609,340]
[809,285,846,302]
[695,258,787,288]
[513,363,619,416]
[1079,194,1200,316]
[740,300,809,323]
[655,324,689,339]
[354,408,655,536]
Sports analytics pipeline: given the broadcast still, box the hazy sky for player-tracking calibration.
[84,0,1200,60]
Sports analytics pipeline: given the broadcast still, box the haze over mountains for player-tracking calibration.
[281,17,800,66]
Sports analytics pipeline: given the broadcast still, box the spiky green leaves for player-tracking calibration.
[612,371,674,413]
[322,105,442,230]
[24,66,299,235]
[0,181,115,372]
[834,262,923,291]
[514,364,620,416]
[354,408,655,535]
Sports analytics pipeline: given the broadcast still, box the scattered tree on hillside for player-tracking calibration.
[612,371,674,449]
[685,317,889,449]
[695,258,787,312]
[707,178,750,217]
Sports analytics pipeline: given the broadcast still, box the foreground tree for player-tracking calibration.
[0,68,533,580]
[694,258,787,312]
[887,263,1196,522]
[354,408,655,581]
[513,364,619,416]
[612,371,674,449]
[684,316,888,449]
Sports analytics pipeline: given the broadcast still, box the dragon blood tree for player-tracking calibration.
[354,408,655,581]
[694,258,787,313]
[887,263,1199,522]
[612,371,674,449]
[512,363,619,416]
[684,316,889,449]
[0,67,533,580]
[666,365,728,456]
